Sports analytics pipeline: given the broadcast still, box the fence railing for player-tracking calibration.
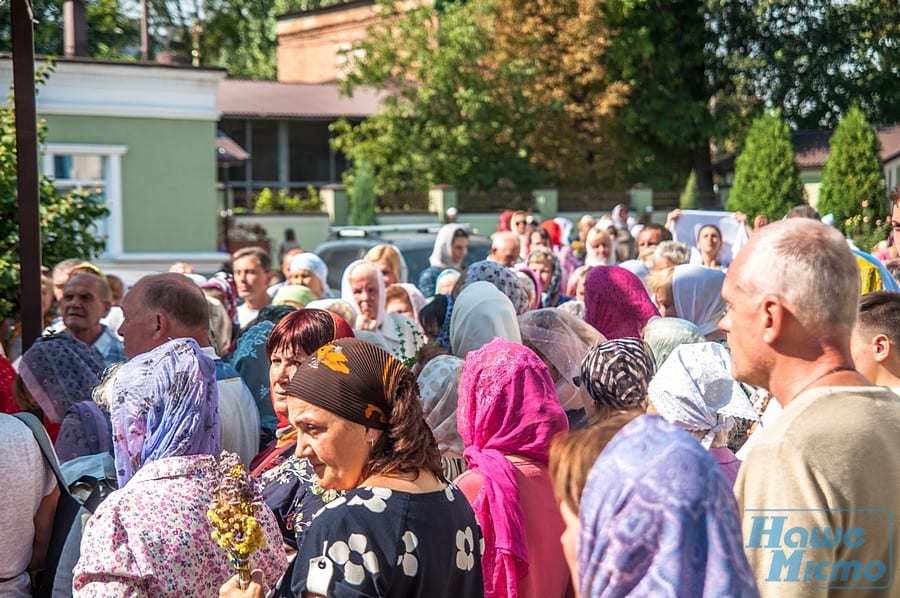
[651,190,720,210]
[457,188,534,212]
[378,190,429,211]
[558,189,631,212]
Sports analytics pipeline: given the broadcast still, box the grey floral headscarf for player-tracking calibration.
[463,260,530,315]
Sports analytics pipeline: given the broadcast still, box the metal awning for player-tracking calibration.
[216,130,250,165]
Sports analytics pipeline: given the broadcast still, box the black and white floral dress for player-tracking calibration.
[292,484,484,597]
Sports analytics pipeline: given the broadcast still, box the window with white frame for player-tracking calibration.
[41,144,127,257]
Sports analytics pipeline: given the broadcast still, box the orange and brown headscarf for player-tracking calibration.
[283,338,405,430]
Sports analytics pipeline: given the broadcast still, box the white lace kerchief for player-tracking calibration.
[647,342,759,449]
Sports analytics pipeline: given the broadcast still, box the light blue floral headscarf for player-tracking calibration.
[110,338,219,486]
[578,415,757,597]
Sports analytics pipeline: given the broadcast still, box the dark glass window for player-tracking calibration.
[251,120,279,182]
[289,121,332,182]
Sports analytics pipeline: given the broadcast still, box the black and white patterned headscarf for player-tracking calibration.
[578,338,656,410]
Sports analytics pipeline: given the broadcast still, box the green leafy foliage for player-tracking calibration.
[331,0,544,195]
[726,111,805,220]
[334,0,722,195]
[709,0,899,130]
[252,186,322,212]
[598,0,717,191]
[0,71,108,320]
[0,0,140,60]
[0,1,341,79]
[818,107,886,242]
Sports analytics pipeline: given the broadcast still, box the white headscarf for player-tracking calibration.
[429,224,466,269]
[671,264,727,336]
[450,281,521,359]
[289,252,331,299]
[340,259,386,329]
[304,298,359,327]
[396,283,427,322]
[554,216,574,245]
[647,342,759,449]
[417,355,466,458]
[519,308,604,411]
[341,260,422,361]
[643,317,704,368]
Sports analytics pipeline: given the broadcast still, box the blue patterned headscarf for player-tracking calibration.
[578,415,758,597]
[110,338,220,486]
[435,294,454,351]
[19,332,106,424]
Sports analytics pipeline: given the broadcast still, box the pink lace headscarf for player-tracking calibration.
[458,337,569,598]
[584,265,659,339]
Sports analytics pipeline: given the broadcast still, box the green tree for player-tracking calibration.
[818,107,886,241]
[0,1,335,78]
[710,0,899,129]
[680,171,699,209]
[0,72,108,320]
[598,0,719,194]
[726,111,805,219]
[0,0,141,60]
[155,0,340,78]
[332,0,543,195]
[347,159,377,225]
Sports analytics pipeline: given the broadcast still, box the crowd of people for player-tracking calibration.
[2,193,900,598]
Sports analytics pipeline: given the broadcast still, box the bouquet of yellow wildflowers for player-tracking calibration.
[207,452,266,589]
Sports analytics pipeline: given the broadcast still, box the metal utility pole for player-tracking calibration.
[11,0,43,351]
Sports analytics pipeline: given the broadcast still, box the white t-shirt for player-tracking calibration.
[236,303,260,329]
[199,347,261,466]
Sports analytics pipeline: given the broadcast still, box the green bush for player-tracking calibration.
[253,186,322,212]
[818,107,886,241]
[679,171,699,209]
[726,111,805,220]
[348,160,377,226]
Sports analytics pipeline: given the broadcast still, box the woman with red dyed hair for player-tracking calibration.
[250,309,354,575]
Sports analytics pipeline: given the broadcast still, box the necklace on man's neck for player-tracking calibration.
[792,365,857,400]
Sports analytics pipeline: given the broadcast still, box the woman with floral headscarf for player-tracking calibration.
[526,248,570,308]
[647,342,759,484]
[578,415,757,597]
[201,272,238,323]
[460,260,530,315]
[456,338,571,598]
[16,332,107,442]
[417,354,468,481]
[73,338,286,597]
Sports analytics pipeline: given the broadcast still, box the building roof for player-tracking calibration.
[277,0,374,21]
[879,124,900,163]
[217,79,383,119]
[792,129,833,169]
[715,123,900,173]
